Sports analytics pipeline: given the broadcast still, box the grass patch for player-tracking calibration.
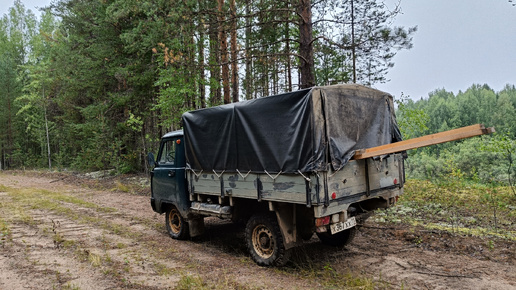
[317,264,382,289]
[114,181,131,193]
[376,179,516,240]
[116,242,126,249]
[3,185,116,217]
[154,262,174,276]
[0,217,10,245]
[62,283,81,290]
[88,252,102,267]
[176,274,207,290]
[279,262,384,290]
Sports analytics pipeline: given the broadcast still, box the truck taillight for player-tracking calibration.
[315,216,330,227]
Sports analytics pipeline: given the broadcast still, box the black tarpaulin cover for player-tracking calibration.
[182,84,401,173]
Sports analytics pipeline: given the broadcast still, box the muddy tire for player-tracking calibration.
[316,227,357,247]
[165,206,189,240]
[245,213,290,267]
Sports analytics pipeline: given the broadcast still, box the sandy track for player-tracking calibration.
[0,172,514,289]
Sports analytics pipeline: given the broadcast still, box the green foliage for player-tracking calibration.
[0,1,38,169]
[153,43,199,128]
[480,132,516,196]
[400,84,516,186]
[0,0,417,173]
[395,94,429,139]
[317,0,417,85]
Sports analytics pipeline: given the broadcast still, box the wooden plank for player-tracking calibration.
[353,124,495,160]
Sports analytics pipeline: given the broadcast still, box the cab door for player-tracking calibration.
[151,136,188,213]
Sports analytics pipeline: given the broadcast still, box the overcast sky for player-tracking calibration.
[2,0,515,100]
[377,0,516,100]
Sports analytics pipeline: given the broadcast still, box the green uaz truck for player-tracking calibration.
[149,84,407,266]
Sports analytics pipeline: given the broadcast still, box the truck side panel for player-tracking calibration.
[192,172,313,204]
[189,154,404,216]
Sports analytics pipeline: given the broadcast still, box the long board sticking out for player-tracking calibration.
[353,124,495,160]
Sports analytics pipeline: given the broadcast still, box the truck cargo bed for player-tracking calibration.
[188,153,404,217]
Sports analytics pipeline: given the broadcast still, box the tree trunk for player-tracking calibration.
[43,88,51,169]
[230,0,238,103]
[285,7,292,92]
[298,0,315,89]
[6,83,13,169]
[197,0,206,108]
[244,0,253,99]
[218,0,230,104]
[208,1,221,105]
[351,0,357,83]
[198,17,206,108]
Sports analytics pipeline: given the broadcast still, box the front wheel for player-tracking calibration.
[165,206,189,240]
[245,213,290,267]
[316,227,357,247]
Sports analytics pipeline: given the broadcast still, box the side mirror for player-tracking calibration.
[147,152,156,168]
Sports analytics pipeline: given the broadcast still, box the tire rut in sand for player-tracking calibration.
[0,192,183,289]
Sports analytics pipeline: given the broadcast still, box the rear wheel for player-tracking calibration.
[245,213,290,267]
[165,206,189,240]
[316,227,357,247]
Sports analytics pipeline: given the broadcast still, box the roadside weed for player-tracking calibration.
[376,179,516,240]
[176,274,207,290]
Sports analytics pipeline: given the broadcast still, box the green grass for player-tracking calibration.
[315,264,384,289]
[0,185,137,239]
[376,179,516,240]
[3,185,116,218]
[276,259,387,290]
[176,274,207,290]
[0,217,9,245]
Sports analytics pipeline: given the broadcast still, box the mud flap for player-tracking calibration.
[272,202,302,250]
[188,217,205,238]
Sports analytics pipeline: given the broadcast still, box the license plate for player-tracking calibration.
[330,217,356,234]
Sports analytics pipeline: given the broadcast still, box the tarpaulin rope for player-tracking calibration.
[212,169,226,178]
[297,170,311,182]
[236,169,251,179]
[264,170,282,181]
[189,169,203,178]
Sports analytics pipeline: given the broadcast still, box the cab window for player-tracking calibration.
[159,140,176,165]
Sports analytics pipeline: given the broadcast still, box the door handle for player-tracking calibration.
[168,170,176,177]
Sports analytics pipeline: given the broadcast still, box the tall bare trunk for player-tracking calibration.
[6,83,13,169]
[43,88,51,169]
[209,1,221,105]
[218,0,230,104]
[285,21,292,91]
[230,0,238,103]
[244,0,253,99]
[351,0,356,83]
[198,15,206,108]
[298,0,315,89]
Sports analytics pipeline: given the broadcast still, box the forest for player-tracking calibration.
[397,84,516,187]
[0,0,514,189]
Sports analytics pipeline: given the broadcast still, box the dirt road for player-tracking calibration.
[0,171,514,289]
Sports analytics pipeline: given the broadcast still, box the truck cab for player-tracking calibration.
[150,130,191,238]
